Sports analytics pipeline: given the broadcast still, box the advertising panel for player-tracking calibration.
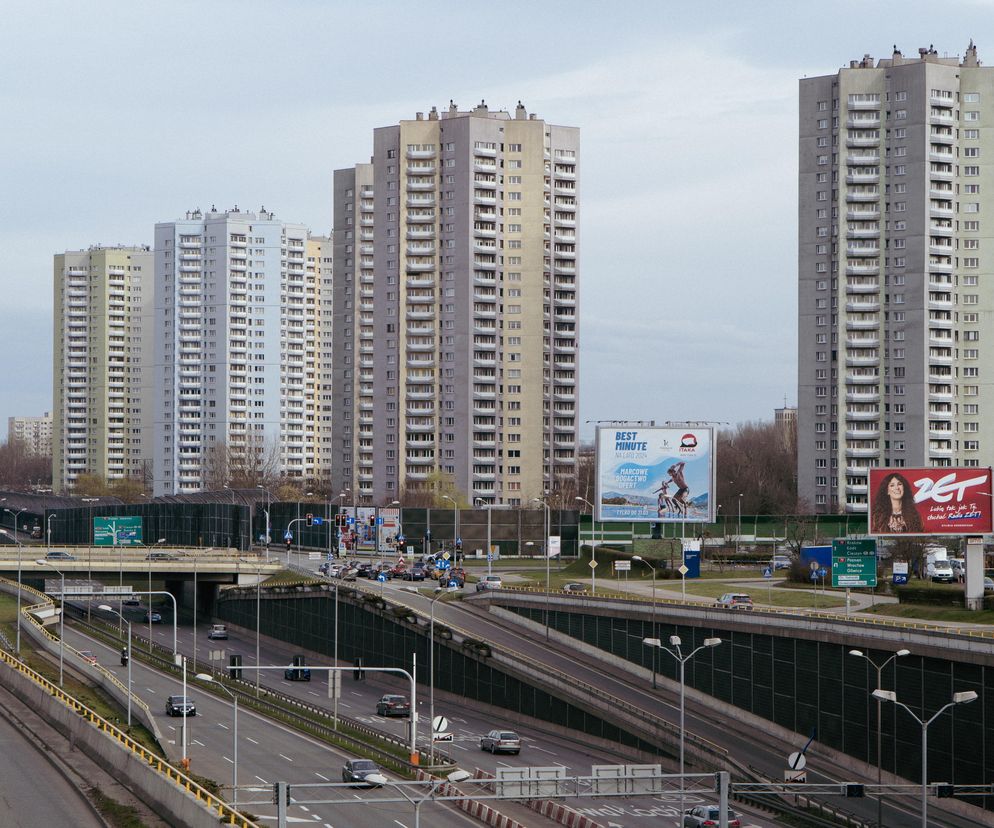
[867,467,993,536]
[378,507,402,554]
[93,516,143,547]
[595,425,714,522]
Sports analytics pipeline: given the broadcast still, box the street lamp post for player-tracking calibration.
[46,513,56,555]
[849,647,910,827]
[240,557,264,698]
[441,495,457,561]
[632,556,657,688]
[644,634,721,822]
[736,493,743,554]
[195,674,238,808]
[98,604,132,727]
[336,490,350,558]
[872,688,978,828]
[4,507,26,545]
[425,585,458,765]
[575,497,599,595]
[1,529,23,653]
[532,497,552,639]
[256,485,272,559]
[37,559,66,686]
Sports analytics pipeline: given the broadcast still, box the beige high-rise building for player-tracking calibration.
[53,246,153,493]
[8,412,53,457]
[798,43,994,513]
[333,101,579,506]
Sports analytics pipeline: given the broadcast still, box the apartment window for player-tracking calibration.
[817,173,828,183]
[964,294,980,304]
[893,239,906,249]
[818,119,828,129]
[964,220,980,231]
[508,143,522,152]
[965,441,980,451]
[816,494,827,505]
[964,239,981,250]
[894,146,907,157]
[964,348,979,359]
[964,422,980,432]
[817,136,828,148]
[965,404,980,414]
[965,129,980,139]
[964,313,979,322]
[895,128,906,138]
[964,258,980,268]
[965,92,981,103]
[965,111,980,122]
[818,101,828,111]
[965,330,980,341]
[894,257,906,267]
[964,385,979,396]
[894,202,906,212]
[894,183,906,193]
[817,155,828,166]
[895,110,907,120]
[964,367,980,377]
[894,165,906,175]
[965,184,981,194]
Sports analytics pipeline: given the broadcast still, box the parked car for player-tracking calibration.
[476,575,503,592]
[207,624,228,640]
[318,561,331,576]
[45,550,76,560]
[144,610,162,623]
[376,694,411,717]
[342,758,383,787]
[770,555,792,570]
[165,695,196,717]
[78,650,98,665]
[716,593,753,610]
[562,582,587,594]
[927,559,955,583]
[683,805,741,827]
[984,576,994,592]
[480,729,521,755]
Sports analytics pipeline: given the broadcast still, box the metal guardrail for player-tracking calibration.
[0,616,257,825]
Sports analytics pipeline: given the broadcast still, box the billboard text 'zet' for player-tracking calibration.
[867,467,993,536]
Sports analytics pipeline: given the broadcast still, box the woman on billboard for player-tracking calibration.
[871,472,923,534]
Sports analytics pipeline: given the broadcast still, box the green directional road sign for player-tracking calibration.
[93,516,143,547]
[831,538,877,588]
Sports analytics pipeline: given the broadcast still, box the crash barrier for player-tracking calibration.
[0,643,258,826]
[472,767,605,828]
[415,769,533,828]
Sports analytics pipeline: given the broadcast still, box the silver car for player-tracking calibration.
[480,729,520,754]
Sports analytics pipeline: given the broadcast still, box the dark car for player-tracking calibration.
[144,610,162,623]
[562,582,587,594]
[45,550,76,560]
[284,665,311,681]
[376,694,411,717]
[683,805,741,827]
[146,551,178,561]
[480,729,521,754]
[404,564,426,581]
[342,758,383,787]
[165,695,196,717]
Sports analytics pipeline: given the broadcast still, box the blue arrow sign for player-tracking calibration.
[448,580,459,588]
[312,517,323,526]
[377,573,387,582]
[346,517,355,525]
[817,568,828,578]
[376,517,384,525]
[437,559,451,571]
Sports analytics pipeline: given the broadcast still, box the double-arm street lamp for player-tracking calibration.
[631,556,657,688]
[195,674,238,808]
[97,604,132,727]
[36,558,66,685]
[644,634,721,822]
[849,647,910,827]
[531,496,552,639]
[4,507,26,545]
[872,687,977,828]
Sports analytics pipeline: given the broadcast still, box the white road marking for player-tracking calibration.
[533,746,556,755]
[255,775,268,784]
[315,772,329,781]
[280,753,294,762]
[224,756,233,764]
[192,739,205,746]
[147,688,157,693]
[246,737,259,745]
[217,723,229,730]
[394,821,408,828]
[308,691,319,697]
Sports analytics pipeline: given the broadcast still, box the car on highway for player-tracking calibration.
[78,650,98,665]
[122,596,141,607]
[207,624,228,640]
[342,758,383,787]
[165,695,196,717]
[145,551,178,561]
[479,729,521,755]
[284,664,311,681]
[45,550,76,560]
[144,610,162,623]
[682,805,741,827]
[476,574,503,591]
[562,582,587,593]
[318,561,331,576]
[715,593,753,610]
[376,694,411,717]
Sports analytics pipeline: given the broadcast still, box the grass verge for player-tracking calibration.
[860,603,994,624]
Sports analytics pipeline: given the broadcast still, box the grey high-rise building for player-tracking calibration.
[333,101,579,506]
[798,43,992,513]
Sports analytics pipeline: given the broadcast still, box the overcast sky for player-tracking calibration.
[2,0,991,441]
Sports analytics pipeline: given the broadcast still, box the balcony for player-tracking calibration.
[846,244,879,257]
[846,116,881,129]
[846,172,879,185]
[406,260,435,273]
[845,446,881,459]
[846,190,880,203]
[845,335,880,348]
[406,147,436,160]
[473,193,497,206]
[846,227,880,239]
[845,300,880,313]
[845,390,880,403]
[845,354,879,367]
[407,162,435,175]
[846,135,879,148]
[846,409,879,421]
[845,263,879,276]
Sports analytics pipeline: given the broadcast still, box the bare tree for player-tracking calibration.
[201,434,281,490]
[715,418,798,516]
[0,439,52,490]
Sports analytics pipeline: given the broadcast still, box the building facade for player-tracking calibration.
[8,412,53,457]
[152,208,331,495]
[332,101,579,506]
[798,43,993,512]
[53,246,153,493]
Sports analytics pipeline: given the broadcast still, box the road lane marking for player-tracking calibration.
[255,775,268,784]
[315,772,329,781]
[246,737,259,745]
[280,753,294,762]
[224,756,233,764]
[192,739,205,746]
[217,723,229,730]
[533,746,556,755]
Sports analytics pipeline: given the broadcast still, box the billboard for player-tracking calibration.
[595,426,715,522]
[867,467,993,536]
[378,507,402,554]
[93,516,143,546]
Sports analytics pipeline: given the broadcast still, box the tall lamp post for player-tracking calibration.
[1,529,23,653]
[736,493,743,554]
[441,495,458,560]
[46,513,57,554]
[196,674,238,808]
[240,557,264,697]
[644,634,722,822]
[531,496,552,639]
[632,556,657,688]
[256,484,272,557]
[336,490,350,557]
[849,647,910,827]
[872,688,978,828]
[575,496,599,595]
[426,585,458,765]
[4,507,26,545]
[37,559,66,685]
[98,604,132,727]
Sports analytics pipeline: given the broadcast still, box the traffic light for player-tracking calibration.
[844,783,865,798]
[369,515,376,527]
[229,654,242,680]
[353,657,365,680]
[306,513,313,526]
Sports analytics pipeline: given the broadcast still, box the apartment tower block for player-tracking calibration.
[332,101,579,506]
[798,43,993,512]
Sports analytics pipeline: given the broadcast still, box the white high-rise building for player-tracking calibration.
[152,207,331,495]
[332,101,580,506]
[53,246,153,493]
[798,43,994,512]
[9,412,53,457]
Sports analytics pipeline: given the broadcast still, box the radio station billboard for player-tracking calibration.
[595,425,714,523]
[867,467,993,536]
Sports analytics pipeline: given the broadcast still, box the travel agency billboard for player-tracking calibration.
[867,467,993,536]
[595,425,715,523]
